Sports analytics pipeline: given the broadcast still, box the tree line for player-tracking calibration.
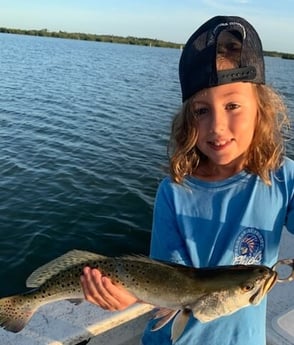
[0,27,182,49]
[0,27,293,58]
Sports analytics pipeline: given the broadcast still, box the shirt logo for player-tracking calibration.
[233,228,264,265]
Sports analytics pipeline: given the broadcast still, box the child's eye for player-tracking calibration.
[226,103,240,110]
[194,107,208,117]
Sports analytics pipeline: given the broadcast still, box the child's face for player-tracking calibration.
[193,82,257,169]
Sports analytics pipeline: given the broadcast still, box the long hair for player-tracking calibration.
[169,30,289,185]
[168,83,289,185]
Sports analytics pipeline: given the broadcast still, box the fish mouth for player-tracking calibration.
[249,271,278,305]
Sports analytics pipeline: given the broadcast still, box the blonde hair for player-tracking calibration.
[168,83,289,185]
[169,31,289,185]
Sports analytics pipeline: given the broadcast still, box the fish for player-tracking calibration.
[0,250,277,343]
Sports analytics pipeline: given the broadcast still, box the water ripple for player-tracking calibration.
[0,35,293,295]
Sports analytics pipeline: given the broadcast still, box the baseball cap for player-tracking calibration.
[179,16,265,102]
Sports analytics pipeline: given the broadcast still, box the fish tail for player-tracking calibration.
[0,294,35,333]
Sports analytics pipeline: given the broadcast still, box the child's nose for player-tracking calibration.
[210,109,226,134]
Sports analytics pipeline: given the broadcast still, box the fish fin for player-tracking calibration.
[26,250,104,288]
[67,298,84,305]
[191,303,216,323]
[120,255,170,268]
[153,307,177,320]
[170,309,191,344]
[0,295,36,333]
[151,309,179,331]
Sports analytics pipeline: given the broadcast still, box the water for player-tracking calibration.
[0,33,293,296]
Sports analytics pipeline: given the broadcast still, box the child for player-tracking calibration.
[81,16,294,345]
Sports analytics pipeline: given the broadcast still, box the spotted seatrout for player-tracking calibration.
[0,250,277,343]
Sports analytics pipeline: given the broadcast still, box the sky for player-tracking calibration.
[0,0,293,53]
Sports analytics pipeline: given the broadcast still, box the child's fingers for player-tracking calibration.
[80,267,126,310]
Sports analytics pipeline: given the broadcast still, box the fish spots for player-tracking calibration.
[112,271,121,284]
[144,279,150,286]
[41,290,47,299]
[0,295,35,332]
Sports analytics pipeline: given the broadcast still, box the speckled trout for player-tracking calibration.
[0,250,277,343]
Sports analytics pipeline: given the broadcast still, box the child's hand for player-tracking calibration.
[80,267,139,311]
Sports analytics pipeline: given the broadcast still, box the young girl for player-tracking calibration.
[81,16,294,345]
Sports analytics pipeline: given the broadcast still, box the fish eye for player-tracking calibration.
[242,283,254,292]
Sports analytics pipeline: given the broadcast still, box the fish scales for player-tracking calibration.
[0,252,198,333]
[0,249,278,344]
[96,256,205,307]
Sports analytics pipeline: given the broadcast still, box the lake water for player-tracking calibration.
[0,33,293,296]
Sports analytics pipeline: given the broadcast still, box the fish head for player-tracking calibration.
[205,264,278,301]
[243,266,278,305]
[191,264,278,323]
[221,265,278,308]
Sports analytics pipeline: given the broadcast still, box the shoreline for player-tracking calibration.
[0,27,294,58]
